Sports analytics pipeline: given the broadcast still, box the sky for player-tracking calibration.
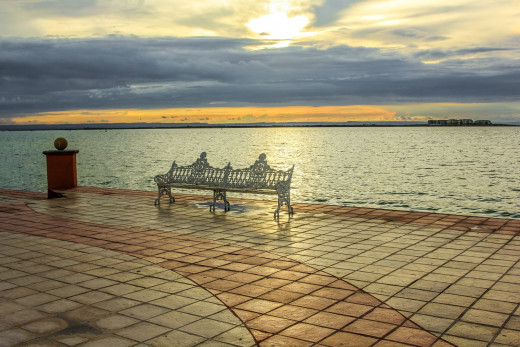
[1,0,519,125]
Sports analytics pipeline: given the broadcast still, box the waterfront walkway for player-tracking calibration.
[0,187,519,347]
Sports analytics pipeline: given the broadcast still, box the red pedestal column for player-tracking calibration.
[42,150,79,198]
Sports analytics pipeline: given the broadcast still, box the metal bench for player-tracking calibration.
[154,152,294,217]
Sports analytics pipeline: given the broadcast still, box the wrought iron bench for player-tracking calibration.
[154,152,294,217]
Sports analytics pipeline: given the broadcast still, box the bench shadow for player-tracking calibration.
[195,201,264,215]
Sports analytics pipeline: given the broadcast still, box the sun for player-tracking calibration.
[247,11,309,41]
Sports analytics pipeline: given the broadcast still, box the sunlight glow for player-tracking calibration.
[10,105,400,125]
[246,0,313,45]
[248,12,309,40]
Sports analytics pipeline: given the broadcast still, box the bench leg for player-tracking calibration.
[211,190,230,212]
[275,186,293,218]
[155,186,175,206]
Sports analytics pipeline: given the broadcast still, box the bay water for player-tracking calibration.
[1,127,519,219]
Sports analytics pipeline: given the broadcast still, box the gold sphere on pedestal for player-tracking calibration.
[54,137,68,150]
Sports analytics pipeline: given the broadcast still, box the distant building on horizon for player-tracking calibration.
[428,119,492,126]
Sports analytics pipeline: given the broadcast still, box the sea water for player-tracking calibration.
[1,127,519,219]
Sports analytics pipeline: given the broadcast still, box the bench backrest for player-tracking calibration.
[225,154,293,190]
[166,152,226,186]
[161,152,293,190]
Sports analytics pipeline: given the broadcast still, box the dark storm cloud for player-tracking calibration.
[0,37,519,118]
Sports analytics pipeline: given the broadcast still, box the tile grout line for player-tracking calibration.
[437,237,520,346]
[2,201,453,346]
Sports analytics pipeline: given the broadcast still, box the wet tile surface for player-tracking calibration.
[1,187,519,346]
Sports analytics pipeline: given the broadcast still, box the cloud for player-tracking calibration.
[241,113,269,122]
[85,119,109,123]
[311,0,360,27]
[0,117,15,125]
[0,0,267,38]
[1,0,517,56]
[0,36,519,120]
[28,0,99,17]
[414,47,514,61]
[310,0,520,57]
[0,0,518,123]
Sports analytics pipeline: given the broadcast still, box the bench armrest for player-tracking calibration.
[154,174,169,184]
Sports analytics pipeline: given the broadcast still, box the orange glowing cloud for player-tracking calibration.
[11,105,398,125]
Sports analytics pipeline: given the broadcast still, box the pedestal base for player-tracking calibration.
[43,150,79,198]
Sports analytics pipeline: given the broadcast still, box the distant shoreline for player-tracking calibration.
[1,122,518,131]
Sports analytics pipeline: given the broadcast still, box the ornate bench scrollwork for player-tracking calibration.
[154,152,294,217]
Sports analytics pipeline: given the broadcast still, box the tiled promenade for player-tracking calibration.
[0,187,519,347]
